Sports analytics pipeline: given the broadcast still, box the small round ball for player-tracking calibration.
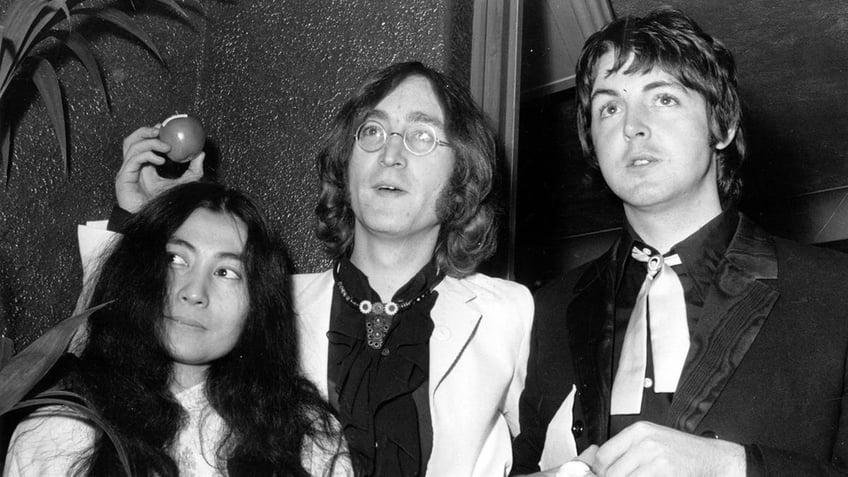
[159,114,205,163]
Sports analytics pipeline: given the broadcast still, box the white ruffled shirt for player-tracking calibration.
[3,383,350,476]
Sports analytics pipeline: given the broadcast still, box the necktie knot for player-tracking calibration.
[611,246,689,415]
[631,247,681,281]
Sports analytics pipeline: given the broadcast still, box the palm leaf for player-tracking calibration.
[55,31,108,109]
[0,336,12,368]
[0,108,10,185]
[73,7,164,64]
[0,301,109,415]
[19,2,70,60]
[0,0,67,97]
[0,0,189,182]
[149,0,188,18]
[31,57,67,170]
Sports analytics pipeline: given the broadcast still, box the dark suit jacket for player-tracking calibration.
[512,214,848,476]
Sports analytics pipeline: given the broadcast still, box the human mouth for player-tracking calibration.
[627,154,659,167]
[375,183,405,193]
[165,316,205,330]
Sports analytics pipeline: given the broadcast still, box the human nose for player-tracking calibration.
[623,104,650,140]
[379,132,407,167]
[176,272,208,307]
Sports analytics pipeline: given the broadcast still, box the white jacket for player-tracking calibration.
[293,270,532,476]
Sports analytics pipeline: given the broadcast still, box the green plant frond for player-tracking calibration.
[0,0,186,182]
[151,0,188,18]
[41,1,73,38]
[0,301,109,415]
[0,0,65,98]
[31,57,67,171]
[1,111,9,185]
[55,31,109,109]
[74,8,164,64]
[10,395,132,476]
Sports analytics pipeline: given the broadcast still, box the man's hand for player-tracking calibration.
[115,125,205,213]
[589,422,745,477]
[519,447,600,477]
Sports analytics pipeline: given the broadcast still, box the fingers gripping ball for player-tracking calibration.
[159,114,206,163]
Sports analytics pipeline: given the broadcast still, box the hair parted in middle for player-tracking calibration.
[575,7,746,207]
[315,61,501,278]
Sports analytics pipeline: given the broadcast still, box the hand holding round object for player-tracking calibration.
[158,114,205,163]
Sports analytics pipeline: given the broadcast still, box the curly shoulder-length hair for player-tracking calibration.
[76,182,342,476]
[575,7,746,208]
[315,61,500,278]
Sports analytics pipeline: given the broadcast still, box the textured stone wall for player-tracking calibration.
[0,0,472,350]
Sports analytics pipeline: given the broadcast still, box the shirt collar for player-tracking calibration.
[620,209,739,298]
[335,256,443,304]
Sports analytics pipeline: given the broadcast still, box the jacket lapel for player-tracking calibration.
[293,270,335,399]
[429,277,482,394]
[668,215,780,432]
[567,243,620,444]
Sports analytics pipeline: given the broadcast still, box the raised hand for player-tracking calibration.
[115,125,205,213]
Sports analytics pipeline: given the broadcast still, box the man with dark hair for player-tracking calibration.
[295,61,532,476]
[78,61,533,476]
[512,8,848,476]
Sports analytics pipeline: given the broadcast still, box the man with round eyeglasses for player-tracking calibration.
[76,61,533,476]
[299,61,533,476]
[354,120,451,156]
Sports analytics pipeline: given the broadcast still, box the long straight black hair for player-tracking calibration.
[76,181,343,476]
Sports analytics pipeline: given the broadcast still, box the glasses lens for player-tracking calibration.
[356,121,386,152]
[404,123,438,155]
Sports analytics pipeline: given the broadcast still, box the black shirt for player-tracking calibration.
[610,209,739,435]
[327,258,442,476]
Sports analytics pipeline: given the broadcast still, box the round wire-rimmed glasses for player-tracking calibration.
[355,120,451,156]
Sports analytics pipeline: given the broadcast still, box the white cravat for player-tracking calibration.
[610,246,690,415]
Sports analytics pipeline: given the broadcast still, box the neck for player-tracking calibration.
[350,229,439,302]
[624,199,722,254]
[170,362,208,394]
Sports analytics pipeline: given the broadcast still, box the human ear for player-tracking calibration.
[715,124,737,151]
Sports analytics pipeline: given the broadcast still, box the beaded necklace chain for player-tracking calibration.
[335,280,435,350]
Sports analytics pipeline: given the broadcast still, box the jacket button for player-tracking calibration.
[571,420,584,437]
[434,326,451,341]
[700,430,719,439]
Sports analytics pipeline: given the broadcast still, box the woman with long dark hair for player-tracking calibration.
[4,182,350,476]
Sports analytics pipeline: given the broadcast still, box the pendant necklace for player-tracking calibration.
[335,280,435,350]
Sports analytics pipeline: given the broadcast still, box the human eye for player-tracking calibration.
[405,123,438,154]
[213,263,244,280]
[167,252,188,268]
[654,93,679,107]
[597,101,620,119]
[359,121,384,138]
[411,124,436,143]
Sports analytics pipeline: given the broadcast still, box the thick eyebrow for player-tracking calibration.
[590,80,690,105]
[642,80,689,95]
[363,109,445,129]
[167,238,244,262]
[590,88,619,104]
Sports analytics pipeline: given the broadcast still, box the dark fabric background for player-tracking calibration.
[0,0,472,350]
